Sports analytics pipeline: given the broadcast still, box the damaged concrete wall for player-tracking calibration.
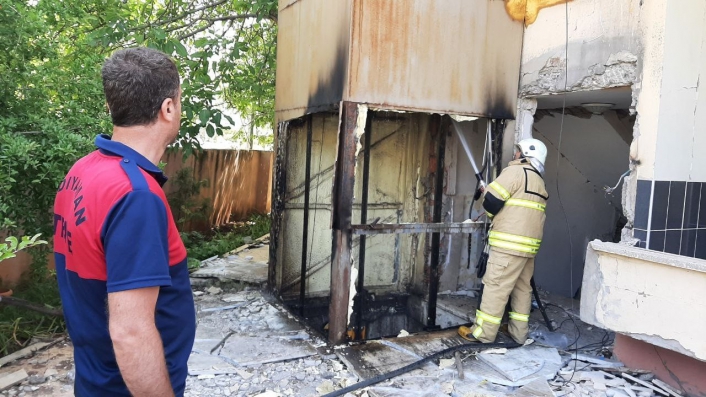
[581,241,706,362]
[520,0,642,97]
[533,110,631,297]
[518,0,647,234]
[275,113,431,299]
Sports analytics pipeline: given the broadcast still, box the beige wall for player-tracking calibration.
[581,241,706,361]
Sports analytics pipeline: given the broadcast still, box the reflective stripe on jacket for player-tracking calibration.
[483,159,548,258]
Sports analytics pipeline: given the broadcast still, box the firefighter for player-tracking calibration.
[458,138,549,344]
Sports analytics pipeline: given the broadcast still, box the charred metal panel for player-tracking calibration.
[275,0,353,122]
[347,0,523,118]
[278,115,338,299]
[328,102,364,344]
[274,113,432,298]
[275,0,524,123]
[269,122,289,291]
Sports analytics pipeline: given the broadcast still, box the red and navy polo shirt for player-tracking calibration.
[53,134,196,396]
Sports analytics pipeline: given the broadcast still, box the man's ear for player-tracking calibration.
[160,97,176,121]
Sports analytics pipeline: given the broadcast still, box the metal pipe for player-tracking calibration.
[355,112,373,339]
[328,102,361,345]
[450,117,485,187]
[299,115,313,316]
[427,115,446,328]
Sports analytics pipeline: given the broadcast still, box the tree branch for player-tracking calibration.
[135,0,229,31]
[0,296,64,317]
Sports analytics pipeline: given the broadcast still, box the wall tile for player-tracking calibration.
[634,229,647,242]
[680,229,697,257]
[651,181,670,230]
[664,230,682,255]
[684,182,701,228]
[666,181,686,229]
[635,179,652,230]
[699,187,706,228]
[696,230,706,259]
[649,231,666,251]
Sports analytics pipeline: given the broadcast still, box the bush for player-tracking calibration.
[182,214,271,264]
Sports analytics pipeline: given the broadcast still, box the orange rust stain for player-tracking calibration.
[505,0,573,26]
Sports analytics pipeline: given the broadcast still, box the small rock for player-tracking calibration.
[253,391,280,397]
[207,286,222,295]
[28,375,46,385]
[316,380,335,395]
[295,373,306,381]
[197,374,215,380]
[193,291,205,296]
[637,373,654,382]
[245,256,254,261]
[44,369,58,377]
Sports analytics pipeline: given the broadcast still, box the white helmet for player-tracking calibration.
[517,139,548,166]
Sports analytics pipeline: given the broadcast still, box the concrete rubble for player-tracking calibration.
[0,243,680,397]
[0,285,680,397]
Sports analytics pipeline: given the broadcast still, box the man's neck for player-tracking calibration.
[111,125,167,166]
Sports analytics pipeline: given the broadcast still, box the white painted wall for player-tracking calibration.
[653,0,706,182]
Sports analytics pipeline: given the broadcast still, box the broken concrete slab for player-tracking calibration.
[187,351,239,376]
[622,373,669,396]
[191,243,270,285]
[478,349,544,382]
[191,256,267,284]
[218,335,317,367]
[513,378,555,397]
[0,342,51,367]
[0,369,28,391]
[477,345,563,384]
[651,379,683,397]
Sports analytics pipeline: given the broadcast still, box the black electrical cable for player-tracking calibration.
[321,341,521,397]
[551,2,580,390]
[545,303,580,349]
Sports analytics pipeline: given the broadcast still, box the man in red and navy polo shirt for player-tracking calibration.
[53,47,195,396]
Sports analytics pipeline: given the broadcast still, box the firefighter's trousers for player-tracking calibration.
[469,248,534,344]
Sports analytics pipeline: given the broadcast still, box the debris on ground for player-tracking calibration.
[0,286,679,397]
[0,242,680,396]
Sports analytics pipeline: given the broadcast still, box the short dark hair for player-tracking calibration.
[101,47,180,127]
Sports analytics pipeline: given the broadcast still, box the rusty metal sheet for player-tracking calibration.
[347,0,524,118]
[275,0,353,123]
[351,222,484,235]
[276,0,524,123]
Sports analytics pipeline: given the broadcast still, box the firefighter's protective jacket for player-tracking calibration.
[483,159,548,258]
